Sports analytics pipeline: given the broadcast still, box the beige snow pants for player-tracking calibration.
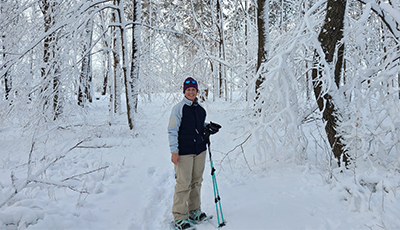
[172,150,206,221]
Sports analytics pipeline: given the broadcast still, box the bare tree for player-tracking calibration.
[109,0,141,130]
[256,0,268,93]
[78,19,94,106]
[1,0,12,101]
[129,0,141,114]
[40,0,62,120]
[216,0,226,99]
[312,0,347,166]
[121,0,142,130]
[1,36,10,101]
[111,1,122,116]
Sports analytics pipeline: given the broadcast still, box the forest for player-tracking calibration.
[1,0,400,229]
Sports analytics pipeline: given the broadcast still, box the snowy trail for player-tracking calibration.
[142,167,175,229]
[1,95,400,230]
[79,97,400,230]
[121,97,399,230]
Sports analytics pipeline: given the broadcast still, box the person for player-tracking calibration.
[168,77,209,230]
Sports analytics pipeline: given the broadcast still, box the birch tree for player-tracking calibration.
[311,0,347,166]
[99,10,111,96]
[1,8,11,101]
[1,34,8,100]
[0,0,21,102]
[111,2,122,116]
[123,0,141,130]
[129,0,141,114]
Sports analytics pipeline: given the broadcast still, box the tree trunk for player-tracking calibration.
[4,72,11,100]
[244,0,249,101]
[312,0,348,167]
[111,2,121,115]
[216,0,225,99]
[78,19,94,106]
[41,0,61,120]
[1,34,11,101]
[118,0,138,130]
[256,0,268,93]
[113,0,140,130]
[99,11,109,96]
[85,20,93,104]
[1,2,11,101]
[126,0,141,130]
[102,55,109,96]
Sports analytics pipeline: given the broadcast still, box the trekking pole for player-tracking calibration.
[208,141,226,228]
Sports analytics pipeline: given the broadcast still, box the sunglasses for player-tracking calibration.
[185,80,197,84]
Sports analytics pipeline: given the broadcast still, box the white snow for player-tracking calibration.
[0,94,399,230]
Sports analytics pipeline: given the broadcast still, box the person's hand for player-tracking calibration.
[204,122,221,136]
[171,152,179,165]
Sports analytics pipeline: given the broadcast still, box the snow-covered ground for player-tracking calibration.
[1,94,399,230]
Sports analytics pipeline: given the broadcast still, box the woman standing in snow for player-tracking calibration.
[168,77,209,230]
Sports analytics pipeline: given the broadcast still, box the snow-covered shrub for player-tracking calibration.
[0,125,110,229]
[248,0,400,214]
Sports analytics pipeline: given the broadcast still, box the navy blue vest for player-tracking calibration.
[178,102,207,155]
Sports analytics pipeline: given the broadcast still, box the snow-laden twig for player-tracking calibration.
[61,165,109,182]
[221,134,252,171]
[30,179,89,194]
[0,176,28,208]
[0,138,88,208]
[77,144,113,149]
[30,138,89,179]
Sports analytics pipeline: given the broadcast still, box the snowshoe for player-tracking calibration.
[172,218,196,230]
[189,210,212,224]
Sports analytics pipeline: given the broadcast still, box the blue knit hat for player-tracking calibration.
[183,77,198,93]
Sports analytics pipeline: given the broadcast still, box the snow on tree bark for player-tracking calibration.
[312,0,348,167]
[40,0,62,120]
[78,19,94,106]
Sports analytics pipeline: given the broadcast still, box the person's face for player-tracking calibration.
[184,87,198,101]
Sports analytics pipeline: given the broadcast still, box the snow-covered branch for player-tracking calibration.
[356,0,400,39]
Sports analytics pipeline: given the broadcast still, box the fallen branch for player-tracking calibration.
[32,138,89,179]
[221,134,252,171]
[30,179,89,194]
[62,165,109,182]
[0,138,88,209]
[77,144,113,149]
[0,179,29,208]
